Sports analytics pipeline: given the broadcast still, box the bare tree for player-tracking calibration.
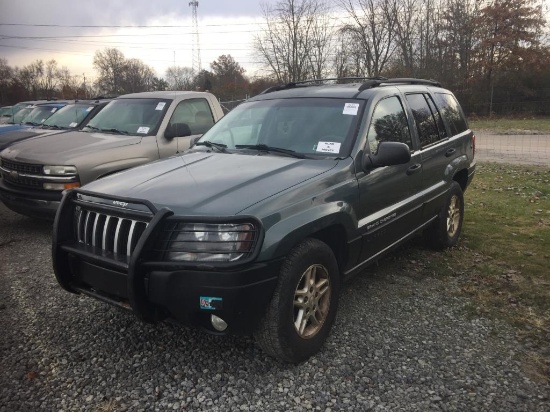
[338,0,397,77]
[93,48,156,95]
[389,0,419,76]
[0,58,13,104]
[57,66,82,99]
[165,66,195,90]
[438,0,480,88]
[16,60,44,99]
[254,0,333,82]
[123,58,155,93]
[93,48,127,95]
[39,60,59,99]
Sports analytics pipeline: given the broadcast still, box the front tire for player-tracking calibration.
[427,181,464,250]
[254,238,340,363]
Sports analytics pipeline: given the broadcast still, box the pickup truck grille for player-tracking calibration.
[75,207,149,257]
[1,159,43,175]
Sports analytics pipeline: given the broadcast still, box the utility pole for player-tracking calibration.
[83,73,87,99]
[189,1,202,76]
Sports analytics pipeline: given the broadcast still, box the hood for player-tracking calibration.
[0,124,32,135]
[82,151,339,215]
[0,130,143,164]
[0,128,57,151]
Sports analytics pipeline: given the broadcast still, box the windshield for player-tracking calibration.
[43,103,96,128]
[197,98,364,157]
[84,98,170,136]
[23,106,63,126]
[11,107,34,124]
[0,107,12,117]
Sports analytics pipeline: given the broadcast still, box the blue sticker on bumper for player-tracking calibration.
[200,296,223,310]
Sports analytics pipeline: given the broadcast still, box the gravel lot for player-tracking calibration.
[475,133,550,166]
[0,202,549,411]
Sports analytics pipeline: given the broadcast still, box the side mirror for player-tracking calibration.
[165,122,192,140]
[362,141,411,171]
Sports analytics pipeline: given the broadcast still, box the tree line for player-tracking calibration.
[1,0,549,115]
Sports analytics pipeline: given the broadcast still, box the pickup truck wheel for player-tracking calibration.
[426,181,464,250]
[254,238,340,363]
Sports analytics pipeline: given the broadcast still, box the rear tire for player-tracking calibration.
[426,181,464,250]
[254,238,340,363]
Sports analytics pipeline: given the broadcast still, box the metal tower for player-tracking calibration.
[189,1,202,75]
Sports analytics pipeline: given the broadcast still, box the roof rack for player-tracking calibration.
[259,76,389,95]
[358,78,441,91]
[259,77,442,95]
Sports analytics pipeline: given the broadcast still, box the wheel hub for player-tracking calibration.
[293,264,331,338]
[446,194,461,237]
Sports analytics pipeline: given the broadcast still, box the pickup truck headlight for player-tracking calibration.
[166,222,257,262]
[43,165,78,175]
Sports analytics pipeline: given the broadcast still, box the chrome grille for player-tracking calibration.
[75,208,149,257]
[4,175,42,188]
[1,159,43,175]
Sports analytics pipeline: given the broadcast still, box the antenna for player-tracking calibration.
[189,1,202,76]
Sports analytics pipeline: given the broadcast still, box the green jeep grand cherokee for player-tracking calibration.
[52,78,476,363]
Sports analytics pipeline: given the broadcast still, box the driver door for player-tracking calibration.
[355,95,423,263]
[158,98,215,157]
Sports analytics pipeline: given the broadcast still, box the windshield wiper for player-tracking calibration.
[44,124,62,129]
[235,144,307,159]
[24,121,40,126]
[100,128,129,135]
[195,141,228,153]
[84,125,100,132]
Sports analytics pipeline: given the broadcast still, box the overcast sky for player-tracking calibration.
[0,0,272,81]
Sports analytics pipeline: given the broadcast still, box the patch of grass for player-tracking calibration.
[470,117,550,133]
[441,163,549,380]
[372,163,550,381]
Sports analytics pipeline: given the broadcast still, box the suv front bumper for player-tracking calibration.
[53,190,279,335]
[61,251,281,335]
[0,179,61,218]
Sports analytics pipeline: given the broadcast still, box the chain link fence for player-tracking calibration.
[474,133,550,166]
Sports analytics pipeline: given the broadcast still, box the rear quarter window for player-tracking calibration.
[435,93,468,135]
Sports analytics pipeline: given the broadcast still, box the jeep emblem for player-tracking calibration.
[113,200,129,207]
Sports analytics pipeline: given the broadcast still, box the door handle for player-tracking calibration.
[445,148,456,157]
[406,163,422,175]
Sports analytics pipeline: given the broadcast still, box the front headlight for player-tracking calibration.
[166,222,257,262]
[43,165,78,175]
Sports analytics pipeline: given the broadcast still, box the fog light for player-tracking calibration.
[210,314,228,331]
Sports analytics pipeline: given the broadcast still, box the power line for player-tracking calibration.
[0,22,269,28]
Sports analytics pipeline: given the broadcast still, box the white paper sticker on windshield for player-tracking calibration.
[316,141,341,154]
[343,103,359,116]
[155,102,166,111]
[26,105,33,108]
[51,107,57,113]
[40,118,46,123]
[86,106,94,112]
[137,126,150,134]
[69,122,78,127]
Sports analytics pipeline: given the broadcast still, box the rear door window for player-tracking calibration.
[405,93,446,149]
[434,93,468,136]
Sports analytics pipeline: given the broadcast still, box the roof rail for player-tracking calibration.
[358,78,441,91]
[259,77,442,95]
[259,76,389,95]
